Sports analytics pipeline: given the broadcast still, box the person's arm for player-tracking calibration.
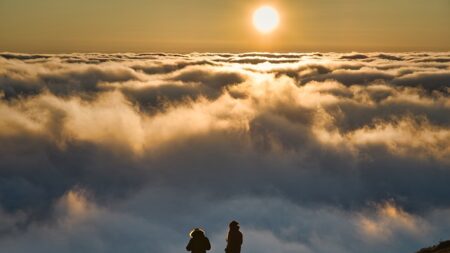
[225,232,230,252]
[186,239,193,251]
[205,238,211,251]
[238,232,243,245]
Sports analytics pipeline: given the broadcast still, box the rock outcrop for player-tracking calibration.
[417,240,450,253]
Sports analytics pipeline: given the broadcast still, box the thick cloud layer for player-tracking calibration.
[0,52,449,253]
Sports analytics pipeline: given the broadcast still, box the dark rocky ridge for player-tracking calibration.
[417,240,450,253]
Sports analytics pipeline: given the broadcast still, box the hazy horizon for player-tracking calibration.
[1,0,450,53]
[3,49,450,54]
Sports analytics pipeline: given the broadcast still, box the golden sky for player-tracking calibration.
[1,0,449,52]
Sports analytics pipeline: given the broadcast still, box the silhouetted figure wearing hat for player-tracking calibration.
[186,228,211,253]
[225,221,243,253]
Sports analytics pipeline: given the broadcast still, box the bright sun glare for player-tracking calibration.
[252,5,280,34]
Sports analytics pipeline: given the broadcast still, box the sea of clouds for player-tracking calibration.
[0,52,449,253]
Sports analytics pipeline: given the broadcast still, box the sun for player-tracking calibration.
[252,5,280,34]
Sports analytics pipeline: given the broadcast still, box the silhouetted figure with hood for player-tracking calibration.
[186,228,211,253]
[225,221,243,253]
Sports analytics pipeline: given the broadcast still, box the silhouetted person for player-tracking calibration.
[225,221,243,253]
[186,228,211,253]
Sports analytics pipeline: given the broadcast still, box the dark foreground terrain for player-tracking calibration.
[417,241,450,253]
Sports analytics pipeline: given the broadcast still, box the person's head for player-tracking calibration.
[189,228,206,238]
[229,220,240,230]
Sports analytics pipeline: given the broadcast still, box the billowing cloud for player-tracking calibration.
[0,52,449,253]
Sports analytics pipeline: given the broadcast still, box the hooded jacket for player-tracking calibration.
[225,228,243,253]
[186,229,211,253]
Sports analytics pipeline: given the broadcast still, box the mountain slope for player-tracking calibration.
[417,240,450,253]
